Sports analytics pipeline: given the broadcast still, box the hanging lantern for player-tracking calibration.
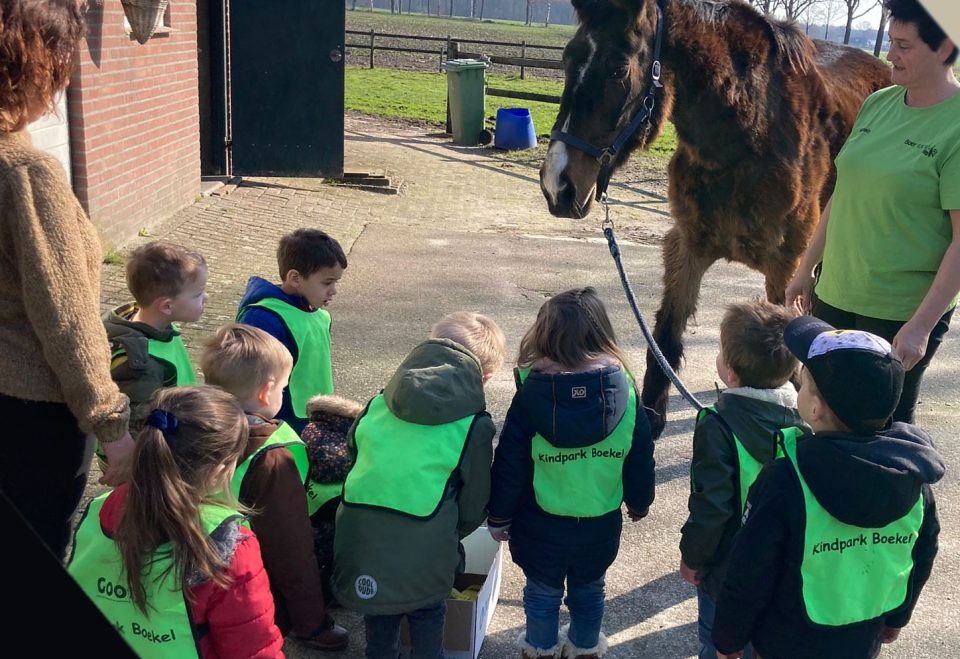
[121,0,169,45]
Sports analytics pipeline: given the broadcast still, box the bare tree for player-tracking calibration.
[470,0,476,18]
[874,4,890,56]
[525,0,534,26]
[781,0,819,20]
[479,0,485,20]
[842,0,879,44]
[544,0,551,27]
[449,0,454,17]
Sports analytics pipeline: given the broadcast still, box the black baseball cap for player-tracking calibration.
[784,316,905,435]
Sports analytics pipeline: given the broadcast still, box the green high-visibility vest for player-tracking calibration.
[781,438,924,626]
[68,494,241,658]
[110,330,196,386]
[520,368,635,518]
[239,298,332,422]
[147,332,197,385]
[343,394,475,518]
[230,421,338,517]
[693,408,795,515]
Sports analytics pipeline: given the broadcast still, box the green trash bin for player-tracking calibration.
[443,59,489,146]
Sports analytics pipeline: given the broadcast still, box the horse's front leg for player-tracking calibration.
[641,227,715,439]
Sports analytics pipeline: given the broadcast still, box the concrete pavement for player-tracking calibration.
[99,117,959,658]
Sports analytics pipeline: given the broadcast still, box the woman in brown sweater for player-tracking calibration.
[0,0,134,560]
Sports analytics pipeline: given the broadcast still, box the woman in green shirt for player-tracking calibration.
[786,0,959,425]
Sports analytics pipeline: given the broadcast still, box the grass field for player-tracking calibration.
[345,66,679,155]
[346,8,576,48]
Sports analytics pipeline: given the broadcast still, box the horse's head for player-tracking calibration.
[540,0,671,218]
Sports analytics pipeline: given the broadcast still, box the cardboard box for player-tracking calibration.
[401,527,503,659]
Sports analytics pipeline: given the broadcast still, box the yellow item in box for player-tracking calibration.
[450,584,482,601]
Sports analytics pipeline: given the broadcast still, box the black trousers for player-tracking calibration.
[0,393,95,561]
[811,297,954,424]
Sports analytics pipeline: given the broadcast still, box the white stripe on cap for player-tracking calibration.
[808,329,892,359]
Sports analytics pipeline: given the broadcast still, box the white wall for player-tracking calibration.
[27,94,71,185]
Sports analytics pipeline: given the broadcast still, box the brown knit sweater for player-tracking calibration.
[0,130,129,442]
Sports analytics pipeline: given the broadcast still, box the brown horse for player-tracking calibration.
[540,0,890,437]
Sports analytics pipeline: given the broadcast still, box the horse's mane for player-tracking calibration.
[681,0,815,73]
[573,0,815,75]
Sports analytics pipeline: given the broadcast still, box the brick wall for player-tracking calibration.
[69,2,200,248]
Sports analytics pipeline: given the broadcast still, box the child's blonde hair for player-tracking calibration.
[720,299,798,389]
[201,324,293,403]
[115,386,249,614]
[430,311,506,375]
[125,241,206,306]
[518,287,631,376]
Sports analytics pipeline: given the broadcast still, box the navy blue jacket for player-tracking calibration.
[237,276,315,434]
[488,365,655,589]
[714,422,943,658]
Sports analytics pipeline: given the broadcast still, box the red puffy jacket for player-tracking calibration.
[99,486,285,659]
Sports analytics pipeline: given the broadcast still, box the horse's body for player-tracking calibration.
[540,0,890,437]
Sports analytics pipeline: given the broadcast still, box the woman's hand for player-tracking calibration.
[892,320,931,371]
[716,650,743,659]
[785,269,815,315]
[99,432,135,486]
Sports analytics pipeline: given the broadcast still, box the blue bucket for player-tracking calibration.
[494,108,537,150]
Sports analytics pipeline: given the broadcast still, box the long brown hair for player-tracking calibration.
[115,386,249,613]
[0,0,84,132]
[517,287,632,377]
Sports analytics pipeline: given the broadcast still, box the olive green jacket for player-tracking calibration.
[332,339,494,615]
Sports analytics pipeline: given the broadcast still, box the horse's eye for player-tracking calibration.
[610,65,630,80]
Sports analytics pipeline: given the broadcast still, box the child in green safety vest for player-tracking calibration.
[68,386,284,659]
[201,324,350,653]
[101,241,207,466]
[333,311,506,659]
[236,228,347,434]
[301,393,365,606]
[714,317,944,659]
[679,300,807,659]
[487,287,656,659]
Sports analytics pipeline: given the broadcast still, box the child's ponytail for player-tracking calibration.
[114,386,249,613]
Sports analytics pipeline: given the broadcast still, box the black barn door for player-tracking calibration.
[225,0,345,177]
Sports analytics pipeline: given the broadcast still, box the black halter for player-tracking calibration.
[550,1,666,202]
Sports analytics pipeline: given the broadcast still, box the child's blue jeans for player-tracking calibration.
[698,587,752,659]
[524,575,605,650]
[363,599,446,659]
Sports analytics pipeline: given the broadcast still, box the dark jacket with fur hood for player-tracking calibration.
[713,422,943,659]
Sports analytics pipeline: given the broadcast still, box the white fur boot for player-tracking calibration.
[560,624,608,659]
[518,629,563,659]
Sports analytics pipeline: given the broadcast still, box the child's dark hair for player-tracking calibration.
[125,241,206,306]
[518,287,631,377]
[886,0,957,64]
[277,229,347,280]
[720,299,798,389]
[114,386,248,614]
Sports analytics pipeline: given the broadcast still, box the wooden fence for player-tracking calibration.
[344,29,564,80]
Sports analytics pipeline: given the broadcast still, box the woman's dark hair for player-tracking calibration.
[0,0,85,131]
[885,0,958,65]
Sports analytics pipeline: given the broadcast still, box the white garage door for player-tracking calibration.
[27,93,72,185]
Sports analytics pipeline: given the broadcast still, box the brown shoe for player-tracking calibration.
[294,620,350,652]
